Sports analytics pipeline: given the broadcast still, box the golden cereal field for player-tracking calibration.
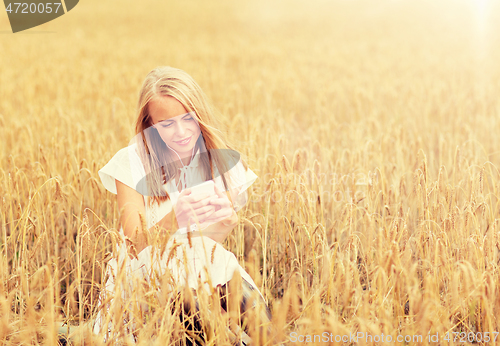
[1,0,500,344]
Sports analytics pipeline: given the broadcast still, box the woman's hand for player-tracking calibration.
[174,188,217,230]
[199,185,235,229]
[192,185,239,243]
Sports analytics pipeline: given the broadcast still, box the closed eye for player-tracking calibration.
[184,111,196,120]
[158,122,173,128]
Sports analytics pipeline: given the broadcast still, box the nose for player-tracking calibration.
[175,122,187,138]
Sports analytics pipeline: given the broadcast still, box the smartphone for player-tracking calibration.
[190,180,215,198]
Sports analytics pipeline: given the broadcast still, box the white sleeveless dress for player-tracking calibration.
[92,143,261,341]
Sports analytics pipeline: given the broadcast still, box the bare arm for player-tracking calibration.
[116,179,176,254]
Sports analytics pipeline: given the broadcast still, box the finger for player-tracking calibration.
[188,211,210,225]
[213,185,221,194]
[213,185,226,197]
[187,192,214,204]
[189,195,217,210]
[199,210,229,227]
[178,188,192,198]
[198,207,216,221]
[186,205,216,223]
[204,208,233,223]
[195,205,215,215]
[209,188,230,202]
[209,197,231,208]
[228,187,241,204]
[197,214,214,224]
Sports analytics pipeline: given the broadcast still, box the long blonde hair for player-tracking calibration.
[134,66,245,207]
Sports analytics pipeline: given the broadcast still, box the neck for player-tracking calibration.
[167,144,197,167]
[180,156,192,166]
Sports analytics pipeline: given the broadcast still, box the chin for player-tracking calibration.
[171,143,196,154]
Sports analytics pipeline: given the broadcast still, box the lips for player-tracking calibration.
[174,136,191,145]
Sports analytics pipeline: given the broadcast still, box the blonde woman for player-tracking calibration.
[94,66,271,344]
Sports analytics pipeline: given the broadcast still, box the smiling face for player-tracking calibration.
[148,95,201,159]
